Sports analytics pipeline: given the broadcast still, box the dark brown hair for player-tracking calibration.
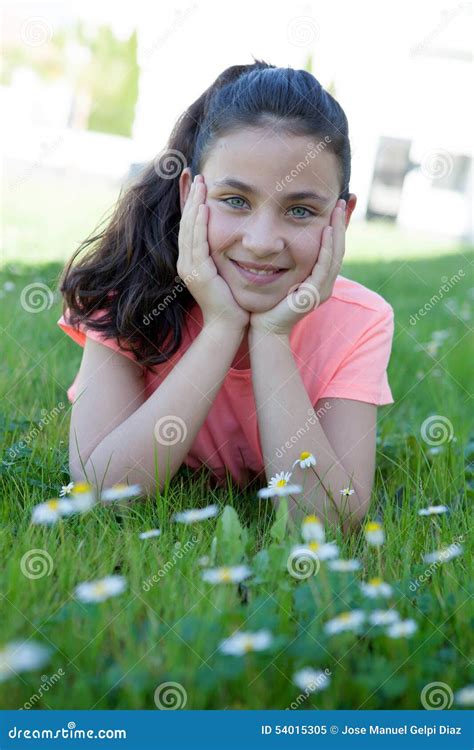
[59,58,351,370]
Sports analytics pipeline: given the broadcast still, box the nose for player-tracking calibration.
[241,208,285,256]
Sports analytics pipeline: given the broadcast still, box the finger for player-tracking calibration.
[178,179,197,251]
[330,204,346,278]
[312,226,333,281]
[193,202,210,264]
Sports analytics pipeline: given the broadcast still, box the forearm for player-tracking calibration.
[83,320,245,492]
[249,328,363,526]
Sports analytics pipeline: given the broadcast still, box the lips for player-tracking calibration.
[229,259,288,285]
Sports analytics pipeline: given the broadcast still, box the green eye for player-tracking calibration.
[221,197,315,219]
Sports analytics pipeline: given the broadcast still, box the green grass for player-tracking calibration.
[0,176,472,709]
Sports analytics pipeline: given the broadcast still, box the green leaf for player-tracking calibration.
[215,505,248,564]
[269,498,289,544]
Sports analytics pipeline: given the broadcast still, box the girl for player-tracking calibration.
[58,60,394,528]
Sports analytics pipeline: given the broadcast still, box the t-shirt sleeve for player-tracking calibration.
[57,309,143,404]
[318,303,395,405]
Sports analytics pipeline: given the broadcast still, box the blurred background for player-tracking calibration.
[1,0,473,268]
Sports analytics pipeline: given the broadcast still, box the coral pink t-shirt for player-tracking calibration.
[57,275,394,489]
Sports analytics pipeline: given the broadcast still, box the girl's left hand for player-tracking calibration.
[250,198,346,337]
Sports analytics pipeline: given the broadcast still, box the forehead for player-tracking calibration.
[202,127,340,200]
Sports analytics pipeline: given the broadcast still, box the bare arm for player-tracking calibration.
[69,319,246,493]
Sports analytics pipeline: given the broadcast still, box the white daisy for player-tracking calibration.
[292,451,316,469]
[31,498,76,525]
[293,667,331,693]
[386,619,418,638]
[218,629,273,656]
[364,521,385,546]
[423,544,463,564]
[301,514,325,543]
[454,685,474,706]
[368,609,401,626]
[74,575,127,603]
[257,471,302,499]
[292,541,339,561]
[360,577,393,598]
[100,483,142,502]
[340,487,355,497]
[59,481,75,497]
[0,641,51,682]
[327,559,361,572]
[324,610,365,635]
[418,505,449,516]
[173,504,219,523]
[138,529,161,539]
[201,565,252,584]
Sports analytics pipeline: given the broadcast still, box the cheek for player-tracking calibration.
[206,205,239,255]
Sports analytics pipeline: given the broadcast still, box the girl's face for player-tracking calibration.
[183,127,354,313]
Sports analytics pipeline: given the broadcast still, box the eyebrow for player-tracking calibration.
[212,177,331,204]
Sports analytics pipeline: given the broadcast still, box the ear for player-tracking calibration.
[179,167,193,214]
[342,193,357,228]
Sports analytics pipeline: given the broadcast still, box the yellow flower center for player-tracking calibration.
[300,452,311,460]
[47,500,59,510]
[308,542,320,552]
[73,482,92,495]
[303,514,320,525]
[369,577,383,586]
[93,582,107,595]
[339,612,351,621]
[366,522,381,532]
[276,479,287,487]
[242,638,254,653]
[220,569,232,582]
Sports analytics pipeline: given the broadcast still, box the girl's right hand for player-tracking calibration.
[177,174,250,332]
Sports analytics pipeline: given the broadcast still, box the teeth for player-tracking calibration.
[237,263,279,276]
